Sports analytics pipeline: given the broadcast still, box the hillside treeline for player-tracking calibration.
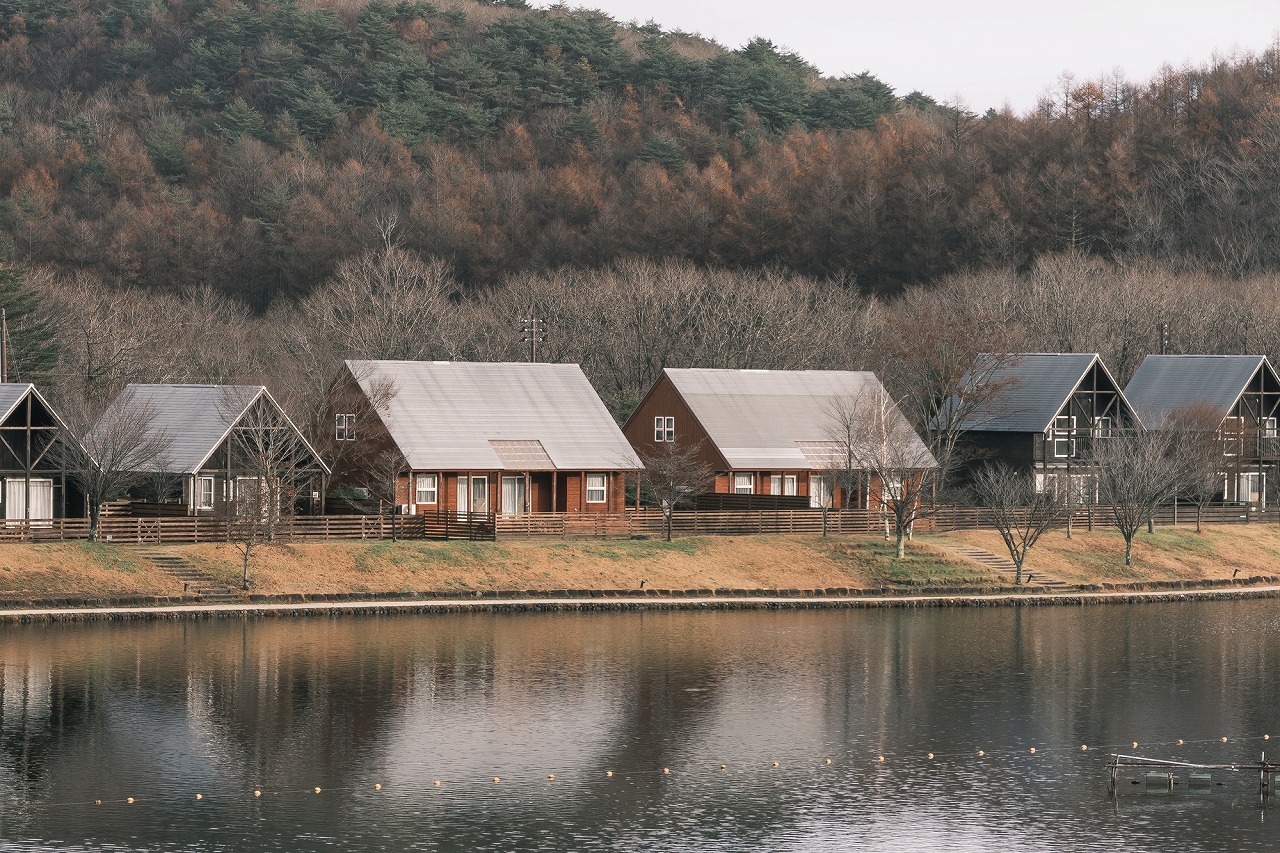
[15,251,1280,454]
[4,0,1280,301]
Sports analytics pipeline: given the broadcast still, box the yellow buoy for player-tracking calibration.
[1029,748,1036,754]
[548,775,555,781]
[977,750,984,757]
[314,787,322,794]
[195,794,203,801]
[771,762,779,768]
[720,764,727,770]
[606,770,614,777]
[253,790,261,798]
[126,798,134,804]
[1177,739,1184,746]
[662,768,670,775]
[374,783,382,791]
[492,777,500,784]
[94,800,101,806]
[876,755,884,763]
[927,753,934,760]
[824,758,833,765]
[433,780,441,787]
[1221,737,1228,743]
[1081,745,1088,751]
[1132,742,1139,749]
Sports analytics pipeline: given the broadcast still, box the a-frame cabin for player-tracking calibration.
[0,384,84,521]
[951,353,1140,494]
[1125,355,1280,506]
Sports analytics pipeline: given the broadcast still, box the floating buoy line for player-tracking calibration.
[7,733,1274,811]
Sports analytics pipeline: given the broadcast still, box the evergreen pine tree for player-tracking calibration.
[0,247,57,384]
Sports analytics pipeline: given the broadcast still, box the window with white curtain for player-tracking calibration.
[415,474,438,505]
[586,474,607,503]
[733,473,754,494]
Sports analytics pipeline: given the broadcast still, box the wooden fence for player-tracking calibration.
[0,512,495,545]
[2,501,1274,545]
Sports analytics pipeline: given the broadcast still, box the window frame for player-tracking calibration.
[1052,415,1076,458]
[415,473,438,505]
[585,473,607,504]
[197,476,215,510]
[732,473,754,495]
[335,413,356,441]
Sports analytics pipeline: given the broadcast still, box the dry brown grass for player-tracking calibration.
[0,524,1272,601]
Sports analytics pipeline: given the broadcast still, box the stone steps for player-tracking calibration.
[144,554,240,602]
[949,546,1076,590]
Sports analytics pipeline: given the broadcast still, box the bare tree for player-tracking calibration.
[638,441,715,542]
[1086,429,1182,566]
[849,385,939,558]
[1164,403,1228,533]
[59,389,173,541]
[971,463,1066,584]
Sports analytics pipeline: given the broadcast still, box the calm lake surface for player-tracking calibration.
[2,602,1280,851]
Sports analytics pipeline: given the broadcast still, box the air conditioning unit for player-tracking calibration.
[399,504,410,515]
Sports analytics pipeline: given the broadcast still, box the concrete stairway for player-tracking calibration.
[145,554,240,603]
[948,546,1076,591]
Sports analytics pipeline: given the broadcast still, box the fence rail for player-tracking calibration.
[0,512,496,544]
[3,501,1275,545]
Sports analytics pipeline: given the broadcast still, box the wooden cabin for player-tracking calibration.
[1124,355,1280,507]
[0,384,84,522]
[330,361,642,516]
[950,353,1140,495]
[622,368,934,509]
[97,384,328,516]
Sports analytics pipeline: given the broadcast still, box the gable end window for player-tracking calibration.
[654,416,675,442]
[335,413,356,441]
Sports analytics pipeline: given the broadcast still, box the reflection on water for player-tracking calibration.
[1,602,1279,851]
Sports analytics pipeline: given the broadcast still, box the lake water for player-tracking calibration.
[1,602,1280,851]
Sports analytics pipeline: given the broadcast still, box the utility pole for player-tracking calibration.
[1157,321,1169,355]
[521,317,547,363]
[1,307,8,383]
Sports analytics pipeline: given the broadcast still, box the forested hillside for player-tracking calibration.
[4,0,1280,306]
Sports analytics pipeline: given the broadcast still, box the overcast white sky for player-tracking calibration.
[542,0,1279,114]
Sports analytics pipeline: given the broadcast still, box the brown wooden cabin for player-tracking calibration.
[1125,355,1280,507]
[0,384,84,521]
[622,368,934,510]
[329,361,642,516]
[948,353,1140,496]
[97,384,329,516]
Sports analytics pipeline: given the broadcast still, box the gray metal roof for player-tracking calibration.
[0,384,36,424]
[662,368,936,470]
[347,360,643,472]
[1124,355,1271,427]
[97,384,328,474]
[954,353,1107,432]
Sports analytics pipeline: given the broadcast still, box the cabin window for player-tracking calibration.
[586,474,607,503]
[784,475,797,496]
[1223,416,1243,456]
[882,474,904,502]
[654,416,675,442]
[335,413,356,441]
[1265,418,1278,439]
[733,473,754,494]
[415,474,438,505]
[198,477,215,510]
[810,475,832,509]
[769,475,782,495]
[1052,415,1076,458]
[1092,417,1112,439]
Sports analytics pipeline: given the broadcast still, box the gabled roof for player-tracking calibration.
[953,353,1120,433]
[1124,355,1273,427]
[657,368,935,470]
[0,383,69,430]
[98,384,326,474]
[346,360,642,472]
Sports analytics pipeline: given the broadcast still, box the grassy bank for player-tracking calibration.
[0,524,1275,601]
